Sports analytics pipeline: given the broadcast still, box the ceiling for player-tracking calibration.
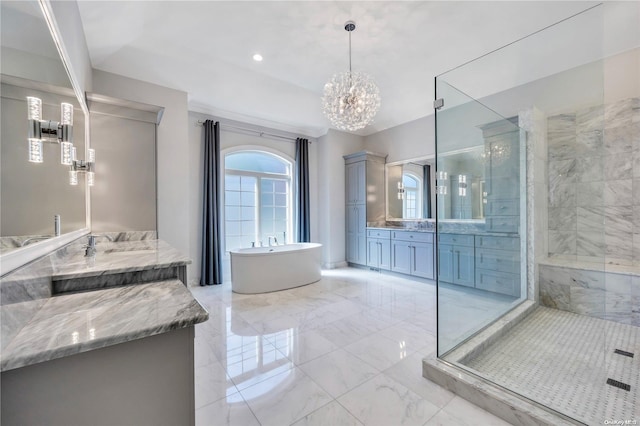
[76,1,597,137]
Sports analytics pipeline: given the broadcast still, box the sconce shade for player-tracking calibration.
[88,148,95,163]
[87,171,95,187]
[27,97,42,121]
[28,138,43,163]
[69,170,78,185]
[61,103,73,125]
[60,142,73,165]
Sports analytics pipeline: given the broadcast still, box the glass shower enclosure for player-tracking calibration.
[434,3,639,423]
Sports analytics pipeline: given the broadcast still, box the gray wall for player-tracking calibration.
[90,113,156,232]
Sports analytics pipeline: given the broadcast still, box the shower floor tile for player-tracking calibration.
[463,306,640,425]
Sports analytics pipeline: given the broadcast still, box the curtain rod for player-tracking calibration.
[197,120,311,143]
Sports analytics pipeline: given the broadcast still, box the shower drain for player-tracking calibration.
[614,349,634,358]
[606,378,631,391]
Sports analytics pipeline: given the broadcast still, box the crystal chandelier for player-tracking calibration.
[322,21,381,132]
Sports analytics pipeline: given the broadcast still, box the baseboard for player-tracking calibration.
[322,261,348,269]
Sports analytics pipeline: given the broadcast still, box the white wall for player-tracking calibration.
[92,70,191,277]
[188,111,319,285]
[317,129,365,268]
[47,0,93,93]
[364,115,435,164]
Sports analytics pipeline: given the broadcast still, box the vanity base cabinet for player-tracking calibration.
[391,240,412,275]
[390,231,435,280]
[474,235,521,297]
[367,238,391,271]
[1,327,196,426]
[438,234,475,288]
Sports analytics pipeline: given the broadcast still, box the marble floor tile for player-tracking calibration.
[425,396,512,426]
[195,359,238,409]
[268,329,339,365]
[344,333,415,371]
[190,267,517,426]
[383,353,454,409]
[291,401,363,426]
[337,374,440,426]
[239,367,333,426]
[195,393,260,426]
[299,349,380,398]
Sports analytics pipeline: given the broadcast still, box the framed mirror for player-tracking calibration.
[1,0,89,274]
[386,157,436,221]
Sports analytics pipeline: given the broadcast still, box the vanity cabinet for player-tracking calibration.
[366,229,391,270]
[438,234,475,287]
[474,235,521,296]
[344,152,386,266]
[390,231,434,279]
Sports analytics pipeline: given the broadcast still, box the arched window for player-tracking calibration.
[403,172,422,219]
[224,150,292,251]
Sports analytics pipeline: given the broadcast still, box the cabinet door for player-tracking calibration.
[346,233,358,263]
[357,234,367,265]
[438,244,453,283]
[391,240,412,275]
[346,162,366,205]
[346,206,357,234]
[379,240,391,271]
[453,245,475,287]
[367,238,380,268]
[411,242,434,280]
[356,205,367,234]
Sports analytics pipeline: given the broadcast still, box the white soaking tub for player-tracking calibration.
[230,243,322,294]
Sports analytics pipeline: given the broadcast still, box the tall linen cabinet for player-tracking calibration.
[344,151,386,266]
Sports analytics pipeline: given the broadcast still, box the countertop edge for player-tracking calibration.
[51,259,192,281]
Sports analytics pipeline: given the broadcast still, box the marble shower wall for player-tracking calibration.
[547,97,640,266]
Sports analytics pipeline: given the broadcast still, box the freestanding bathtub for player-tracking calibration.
[230,243,322,294]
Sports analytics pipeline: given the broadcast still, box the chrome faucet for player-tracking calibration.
[85,235,97,257]
[268,236,278,247]
[20,235,51,247]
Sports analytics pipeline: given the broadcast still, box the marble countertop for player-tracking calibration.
[50,239,191,281]
[366,226,435,233]
[1,280,208,372]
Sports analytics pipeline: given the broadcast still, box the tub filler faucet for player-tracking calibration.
[268,236,278,247]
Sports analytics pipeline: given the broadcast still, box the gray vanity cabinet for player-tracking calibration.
[438,234,475,287]
[474,235,521,297]
[366,229,391,270]
[391,231,434,279]
[344,152,386,266]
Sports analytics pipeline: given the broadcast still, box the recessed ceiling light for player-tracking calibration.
[253,53,263,62]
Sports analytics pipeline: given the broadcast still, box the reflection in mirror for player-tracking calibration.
[386,158,435,220]
[0,1,87,255]
[436,146,485,220]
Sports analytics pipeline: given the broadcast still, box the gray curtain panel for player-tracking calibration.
[200,120,223,285]
[295,138,310,242]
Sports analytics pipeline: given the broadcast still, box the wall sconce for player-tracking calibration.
[397,181,405,200]
[69,148,96,187]
[458,174,467,197]
[436,185,447,195]
[436,170,448,181]
[27,97,75,164]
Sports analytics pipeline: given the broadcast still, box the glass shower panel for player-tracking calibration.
[436,80,525,356]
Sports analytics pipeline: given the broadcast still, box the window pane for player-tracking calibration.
[274,180,287,193]
[261,179,274,192]
[261,193,273,207]
[226,236,241,251]
[274,193,287,207]
[226,221,241,236]
[241,191,256,206]
[275,207,287,221]
[226,206,240,218]
[240,175,257,191]
[226,152,289,174]
[241,206,255,220]
[261,207,274,222]
[241,221,255,236]
[226,174,241,190]
[225,191,241,205]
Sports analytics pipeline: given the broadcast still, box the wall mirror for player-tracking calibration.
[1,0,89,273]
[386,157,435,220]
[435,146,486,221]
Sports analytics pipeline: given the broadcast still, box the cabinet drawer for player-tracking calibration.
[486,216,519,233]
[438,233,474,247]
[475,235,520,251]
[476,248,520,273]
[486,199,519,216]
[486,177,519,199]
[475,269,521,297]
[392,231,433,243]
[367,229,391,239]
